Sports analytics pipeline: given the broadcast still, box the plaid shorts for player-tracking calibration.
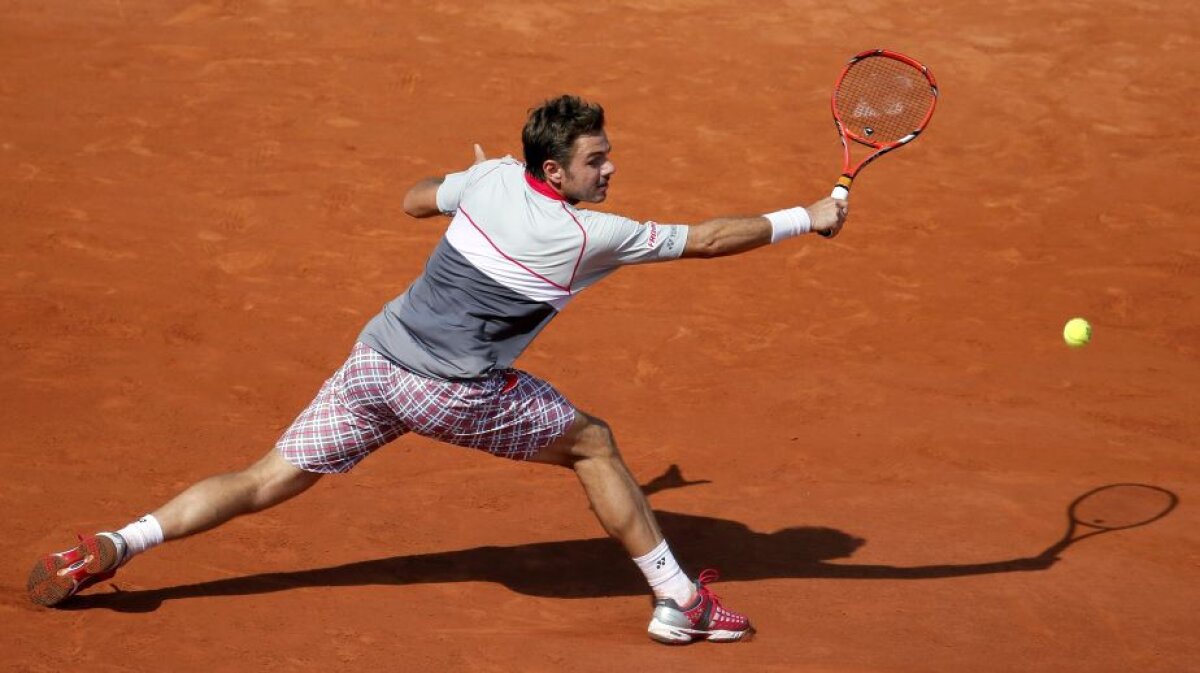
[276,342,577,473]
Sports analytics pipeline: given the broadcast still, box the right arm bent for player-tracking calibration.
[401,144,489,219]
[402,177,445,218]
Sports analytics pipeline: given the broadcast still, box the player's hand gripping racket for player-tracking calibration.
[821,49,939,237]
[1038,483,1178,560]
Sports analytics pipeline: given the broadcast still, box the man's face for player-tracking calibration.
[547,131,614,204]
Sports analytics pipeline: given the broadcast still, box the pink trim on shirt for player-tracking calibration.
[522,174,587,286]
[459,206,575,292]
[524,172,568,202]
[561,204,587,289]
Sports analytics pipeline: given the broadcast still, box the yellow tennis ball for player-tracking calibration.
[1063,317,1092,348]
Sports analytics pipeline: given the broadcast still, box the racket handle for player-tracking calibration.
[819,181,851,237]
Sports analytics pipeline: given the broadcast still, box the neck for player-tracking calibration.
[524,171,570,203]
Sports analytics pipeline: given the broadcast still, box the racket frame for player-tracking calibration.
[1039,482,1178,559]
[830,48,939,200]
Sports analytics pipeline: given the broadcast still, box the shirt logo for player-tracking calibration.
[662,226,681,252]
[647,222,659,247]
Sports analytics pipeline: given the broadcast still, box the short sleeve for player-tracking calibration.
[435,171,469,214]
[580,212,689,266]
[435,156,518,214]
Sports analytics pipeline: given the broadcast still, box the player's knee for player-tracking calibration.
[575,415,619,462]
[242,450,321,510]
[528,412,620,467]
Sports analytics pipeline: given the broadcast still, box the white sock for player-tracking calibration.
[115,514,165,563]
[633,539,696,606]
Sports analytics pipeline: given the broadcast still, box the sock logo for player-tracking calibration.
[655,557,667,569]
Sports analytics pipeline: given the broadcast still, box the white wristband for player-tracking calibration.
[764,207,812,243]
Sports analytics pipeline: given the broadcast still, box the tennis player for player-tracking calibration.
[27,94,847,644]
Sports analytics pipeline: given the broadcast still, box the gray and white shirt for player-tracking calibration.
[359,157,688,380]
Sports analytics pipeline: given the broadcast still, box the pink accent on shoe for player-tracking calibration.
[27,533,121,607]
[647,568,754,644]
[682,569,752,635]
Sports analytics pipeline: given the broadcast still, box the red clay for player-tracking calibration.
[3,1,1197,671]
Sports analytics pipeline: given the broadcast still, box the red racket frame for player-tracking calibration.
[830,48,939,199]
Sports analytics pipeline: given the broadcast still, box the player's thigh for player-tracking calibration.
[275,342,410,474]
[396,368,575,461]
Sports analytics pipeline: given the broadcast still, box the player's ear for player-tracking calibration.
[543,159,564,187]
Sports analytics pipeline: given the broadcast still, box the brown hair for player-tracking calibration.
[522,95,605,180]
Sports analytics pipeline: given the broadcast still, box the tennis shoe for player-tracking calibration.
[647,569,754,644]
[27,533,125,607]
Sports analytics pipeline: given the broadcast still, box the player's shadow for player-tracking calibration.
[62,467,1179,613]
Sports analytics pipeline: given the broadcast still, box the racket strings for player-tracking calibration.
[1070,484,1177,530]
[835,57,935,144]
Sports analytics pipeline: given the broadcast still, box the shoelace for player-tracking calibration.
[695,568,723,603]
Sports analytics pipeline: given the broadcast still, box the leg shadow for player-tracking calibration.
[61,469,1178,613]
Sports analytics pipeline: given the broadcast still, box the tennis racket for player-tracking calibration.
[1038,483,1178,559]
[821,49,939,236]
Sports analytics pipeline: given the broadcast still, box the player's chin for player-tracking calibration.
[573,185,608,204]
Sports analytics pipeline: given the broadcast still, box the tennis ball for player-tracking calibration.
[1063,317,1092,348]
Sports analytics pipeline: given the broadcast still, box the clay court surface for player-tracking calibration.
[3,1,1198,670]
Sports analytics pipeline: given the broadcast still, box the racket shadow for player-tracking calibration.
[60,476,1180,613]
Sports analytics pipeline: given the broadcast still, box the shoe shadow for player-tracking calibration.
[60,467,1177,613]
